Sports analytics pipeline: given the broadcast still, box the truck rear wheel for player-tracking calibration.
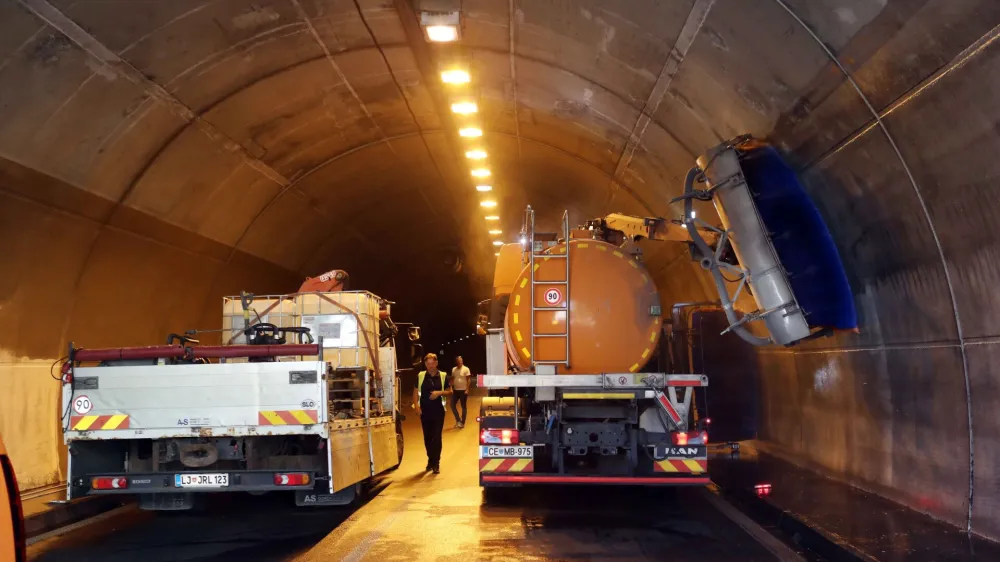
[395,420,404,466]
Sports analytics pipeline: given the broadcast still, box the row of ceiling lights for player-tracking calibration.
[423,11,504,257]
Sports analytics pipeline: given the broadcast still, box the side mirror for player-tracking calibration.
[407,326,421,342]
[410,343,424,367]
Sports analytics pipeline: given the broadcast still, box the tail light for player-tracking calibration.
[755,483,772,497]
[91,477,128,490]
[672,430,708,446]
[480,428,519,445]
[274,473,311,486]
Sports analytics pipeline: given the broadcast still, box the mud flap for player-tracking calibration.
[139,492,193,511]
[295,484,357,507]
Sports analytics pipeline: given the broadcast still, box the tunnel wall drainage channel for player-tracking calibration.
[23,495,132,542]
[709,482,869,562]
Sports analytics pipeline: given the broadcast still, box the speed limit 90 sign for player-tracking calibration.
[543,288,563,306]
[73,395,92,415]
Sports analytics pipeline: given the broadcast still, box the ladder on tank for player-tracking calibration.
[525,207,571,369]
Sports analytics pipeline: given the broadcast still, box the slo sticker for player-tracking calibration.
[73,395,92,415]
[544,288,563,306]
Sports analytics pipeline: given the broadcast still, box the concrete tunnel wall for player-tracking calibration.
[1,0,999,541]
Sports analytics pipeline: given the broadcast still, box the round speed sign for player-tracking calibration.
[73,395,93,415]
[543,288,563,306]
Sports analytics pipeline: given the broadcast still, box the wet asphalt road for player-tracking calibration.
[29,397,787,562]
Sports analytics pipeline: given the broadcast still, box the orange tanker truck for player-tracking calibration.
[476,137,857,488]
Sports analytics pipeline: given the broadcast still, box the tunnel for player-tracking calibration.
[1,0,999,558]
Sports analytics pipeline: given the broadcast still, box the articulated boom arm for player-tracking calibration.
[579,135,857,348]
[592,213,719,246]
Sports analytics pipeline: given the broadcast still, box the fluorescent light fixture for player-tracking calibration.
[426,25,458,42]
[492,240,504,247]
[485,215,500,221]
[420,11,460,42]
[441,69,470,84]
[494,252,500,256]
[451,101,478,114]
[459,127,482,137]
[480,200,497,208]
[465,149,487,159]
[489,229,502,235]
[471,168,491,178]
[475,185,492,192]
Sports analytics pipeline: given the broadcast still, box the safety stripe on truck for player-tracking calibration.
[479,458,534,472]
[258,410,319,425]
[69,414,130,431]
[653,459,707,473]
[656,391,682,424]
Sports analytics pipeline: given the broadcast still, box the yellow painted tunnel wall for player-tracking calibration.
[0,162,300,489]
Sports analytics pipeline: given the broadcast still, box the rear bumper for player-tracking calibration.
[77,470,320,495]
[481,474,710,486]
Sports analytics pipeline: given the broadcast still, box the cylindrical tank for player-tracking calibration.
[504,239,662,374]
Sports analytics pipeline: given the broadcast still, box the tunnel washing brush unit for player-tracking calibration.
[679,135,857,346]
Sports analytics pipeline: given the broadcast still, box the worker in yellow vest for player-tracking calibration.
[412,353,452,473]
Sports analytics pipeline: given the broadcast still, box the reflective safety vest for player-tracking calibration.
[417,370,447,406]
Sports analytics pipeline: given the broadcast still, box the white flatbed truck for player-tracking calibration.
[60,290,414,510]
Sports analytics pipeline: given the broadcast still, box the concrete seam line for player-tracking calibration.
[701,488,804,562]
[289,0,392,152]
[808,23,1000,170]
[15,0,290,187]
[25,504,136,546]
[612,0,714,182]
[771,0,975,533]
[509,0,522,159]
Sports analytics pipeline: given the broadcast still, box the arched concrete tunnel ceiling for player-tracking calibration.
[5,0,1000,533]
[2,0,999,332]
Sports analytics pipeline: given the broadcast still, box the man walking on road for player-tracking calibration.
[413,353,451,474]
[451,356,471,428]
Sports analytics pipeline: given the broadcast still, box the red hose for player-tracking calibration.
[192,344,319,358]
[71,344,320,362]
[73,346,185,362]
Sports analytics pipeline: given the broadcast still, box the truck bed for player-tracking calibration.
[63,361,328,440]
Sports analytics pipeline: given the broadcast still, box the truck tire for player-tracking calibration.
[396,420,405,466]
[482,486,512,505]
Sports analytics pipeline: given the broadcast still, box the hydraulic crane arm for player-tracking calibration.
[598,213,720,245]
[580,136,857,348]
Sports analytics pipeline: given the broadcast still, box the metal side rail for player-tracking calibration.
[476,373,707,389]
[482,474,711,485]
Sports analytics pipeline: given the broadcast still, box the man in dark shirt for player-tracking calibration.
[412,353,452,473]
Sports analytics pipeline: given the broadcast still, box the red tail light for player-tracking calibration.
[91,477,128,490]
[754,483,772,497]
[274,472,311,486]
[480,428,519,445]
[672,430,708,446]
